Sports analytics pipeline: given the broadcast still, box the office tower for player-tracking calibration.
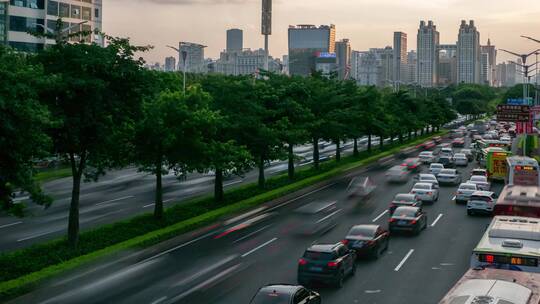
[437,44,457,85]
[226,28,243,52]
[481,39,497,86]
[5,0,102,52]
[335,38,351,79]
[495,63,507,87]
[457,20,481,84]
[282,55,289,75]
[351,47,393,87]
[393,32,407,85]
[480,52,490,85]
[417,20,439,87]
[164,56,176,72]
[0,0,7,46]
[215,48,280,75]
[404,50,417,84]
[288,24,336,76]
[178,42,207,73]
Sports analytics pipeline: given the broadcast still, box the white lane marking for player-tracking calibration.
[440,263,454,266]
[0,221,22,229]
[266,182,337,213]
[174,255,238,287]
[150,296,168,304]
[224,207,267,225]
[431,213,444,227]
[233,225,271,244]
[394,249,414,272]
[17,230,56,242]
[241,237,278,258]
[451,196,456,201]
[163,198,173,203]
[372,210,388,222]
[138,231,215,264]
[316,209,342,224]
[224,180,243,187]
[365,290,382,294]
[346,178,356,191]
[142,203,155,208]
[95,195,134,206]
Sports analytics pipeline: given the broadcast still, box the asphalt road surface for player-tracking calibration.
[11,136,497,304]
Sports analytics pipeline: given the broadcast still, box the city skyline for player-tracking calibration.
[105,0,540,64]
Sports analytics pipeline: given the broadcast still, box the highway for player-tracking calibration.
[10,135,497,304]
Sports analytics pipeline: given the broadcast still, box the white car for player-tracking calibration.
[437,169,462,185]
[453,153,468,166]
[470,168,488,179]
[467,175,490,191]
[417,173,439,188]
[500,136,512,144]
[429,163,444,176]
[467,191,497,215]
[455,183,478,204]
[410,182,439,203]
[440,148,454,158]
[386,165,410,183]
[419,151,435,164]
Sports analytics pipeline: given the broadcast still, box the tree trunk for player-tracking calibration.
[288,143,295,180]
[379,134,384,150]
[313,138,320,169]
[67,152,85,248]
[335,139,341,162]
[0,179,12,211]
[399,133,403,144]
[353,138,359,157]
[258,156,265,188]
[414,130,418,137]
[420,128,424,136]
[367,134,372,152]
[408,131,412,141]
[154,162,164,219]
[214,168,224,202]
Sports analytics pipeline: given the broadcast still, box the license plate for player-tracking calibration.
[398,220,407,225]
[416,191,425,195]
[310,267,322,272]
[352,241,364,248]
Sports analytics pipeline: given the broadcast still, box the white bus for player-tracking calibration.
[471,216,540,273]
[507,156,540,187]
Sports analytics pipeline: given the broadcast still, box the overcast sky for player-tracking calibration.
[104,0,540,65]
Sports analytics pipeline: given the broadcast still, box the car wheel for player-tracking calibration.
[423,221,428,230]
[372,246,381,259]
[384,239,390,251]
[335,272,345,288]
[467,210,473,216]
[351,263,357,276]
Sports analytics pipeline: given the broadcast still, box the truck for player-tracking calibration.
[484,147,512,181]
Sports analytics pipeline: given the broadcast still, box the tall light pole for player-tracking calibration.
[261,0,272,71]
[166,45,187,95]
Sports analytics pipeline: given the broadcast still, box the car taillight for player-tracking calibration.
[366,240,375,246]
[341,239,349,245]
[389,218,396,223]
[298,258,307,265]
[411,191,416,194]
[327,261,339,268]
[410,219,417,224]
[427,192,433,195]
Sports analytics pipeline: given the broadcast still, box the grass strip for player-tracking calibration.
[33,167,72,183]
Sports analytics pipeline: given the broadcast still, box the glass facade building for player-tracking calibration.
[288,24,336,76]
[0,0,7,45]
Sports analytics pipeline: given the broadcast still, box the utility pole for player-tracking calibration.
[261,0,272,71]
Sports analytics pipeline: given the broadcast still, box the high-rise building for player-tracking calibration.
[335,38,351,79]
[288,24,336,76]
[393,32,407,85]
[481,39,497,86]
[5,0,103,52]
[179,42,207,73]
[417,20,439,87]
[226,28,243,52]
[480,52,490,85]
[404,50,417,84]
[215,48,280,75]
[457,20,481,84]
[164,56,176,72]
[351,47,393,87]
[437,44,457,85]
[0,0,7,46]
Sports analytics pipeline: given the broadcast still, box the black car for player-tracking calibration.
[389,206,428,235]
[438,156,455,168]
[389,193,422,215]
[342,224,389,259]
[249,284,321,304]
[298,243,356,288]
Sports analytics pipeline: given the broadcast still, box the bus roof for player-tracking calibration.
[483,147,508,153]
[498,185,540,207]
[507,156,539,167]
[474,216,540,257]
[439,268,540,304]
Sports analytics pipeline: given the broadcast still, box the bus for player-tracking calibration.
[471,216,540,273]
[507,157,540,187]
[494,185,540,218]
[476,139,512,151]
[439,268,540,304]
[484,148,512,181]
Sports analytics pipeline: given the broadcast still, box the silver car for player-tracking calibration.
[453,153,468,166]
[417,173,439,188]
[467,191,497,215]
[429,163,444,176]
[467,175,490,191]
[410,182,439,203]
[437,169,462,185]
[418,151,435,164]
[386,165,410,183]
[455,183,478,204]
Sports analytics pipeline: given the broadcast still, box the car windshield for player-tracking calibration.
[431,164,443,169]
[250,292,291,304]
[461,149,471,153]
[347,226,376,238]
[395,194,415,201]
[420,152,432,156]
[470,176,486,182]
[303,251,334,261]
[389,166,405,173]
[413,184,430,190]
[439,169,455,175]
[420,176,435,181]
[460,184,476,190]
[454,154,466,158]
[393,208,417,217]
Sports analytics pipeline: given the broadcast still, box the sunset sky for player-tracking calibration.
[104,0,540,65]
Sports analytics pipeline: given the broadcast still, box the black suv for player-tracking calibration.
[249,284,321,304]
[297,243,356,288]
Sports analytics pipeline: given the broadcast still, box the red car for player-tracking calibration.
[418,140,436,150]
[401,158,422,172]
[452,137,465,148]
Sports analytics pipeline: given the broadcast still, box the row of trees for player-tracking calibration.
[1,37,463,247]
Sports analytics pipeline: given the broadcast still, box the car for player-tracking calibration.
[452,138,465,148]
[437,169,462,185]
[500,136,512,144]
[342,224,389,259]
[386,165,410,183]
[294,201,340,235]
[440,147,454,158]
[467,191,498,216]
[429,163,444,176]
[449,130,463,139]
[249,284,321,304]
[297,243,356,288]
[388,206,428,235]
[418,151,435,164]
[472,134,483,142]
[453,153,468,166]
[401,158,422,172]
[470,168,488,178]
[416,173,439,188]
[389,193,422,214]
[418,140,436,150]
[347,176,376,199]
[438,156,455,168]
[467,175,491,191]
[410,182,439,203]
[455,183,478,204]
[432,136,442,144]
[460,148,474,162]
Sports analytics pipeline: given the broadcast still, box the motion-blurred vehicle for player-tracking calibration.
[388,206,428,235]
[418,151,435,164]
[429,163,444,176]
[347,176,376,199]
[416,173,439,188]
[438,156,456,168]
[452,138,465,148]
[410,182,439,203]
[460,148,474,162]
[450,130,464,139]
[471,168,488,178]
[249,284,321,304]
[418,140,436,150]
[467,191,497,216]
[294,201,341,235]
[386,165,410,183]
[437,169,462,185]
[455,183,478,204]
[389,193,422,214]
[432,136,443,144]
[401,158,422,172]
[453,153,468,166]
[342,224,389,259]
[467,175,491,191]
[440,147,454,158]
[297,243,356,288]
[500,135,511,144]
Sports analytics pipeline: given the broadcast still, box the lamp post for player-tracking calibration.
[166,45,188,95]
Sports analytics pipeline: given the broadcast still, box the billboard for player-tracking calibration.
[497,105,531,122]
[261,0,272,35]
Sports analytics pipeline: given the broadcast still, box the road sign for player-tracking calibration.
[507,98,533,105]
[497,105,531,122]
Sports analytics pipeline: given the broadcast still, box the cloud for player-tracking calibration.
[121,0,255,5]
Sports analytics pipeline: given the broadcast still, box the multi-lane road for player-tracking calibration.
[11,135,497,304]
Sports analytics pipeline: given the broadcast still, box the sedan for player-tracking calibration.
[437,169,462,185]
[419,151,435,164]
[250,285,321,304]
[460,148,474,162]
[417,173,439,188]
[410,182,439,203]
[429,163,444,176]
[438,156,455,168]
[386,165,410,183]
[452,137,465,148]
[468,175,491,191]
[389,206,428,235]
[342,225,389,259]
[467,191,498,216]
[389,193,422,214]
[401,158,422,172]
[455,183,478,204]
[471,168,488,178]
[453,153,468,166]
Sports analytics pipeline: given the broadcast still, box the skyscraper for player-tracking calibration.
[288,24,336,76]
[0,0,7,46]
[457,20,481,84]
[179,42,207,73]
[226,28,243,52]
[437,44,457,85]
[405,50,417,84]
[351,47,393,87]
[164,56,176,72]
[417,20,439,87]
[393,32,407,86]
[481,39,497,86]
[335,39,351,80]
